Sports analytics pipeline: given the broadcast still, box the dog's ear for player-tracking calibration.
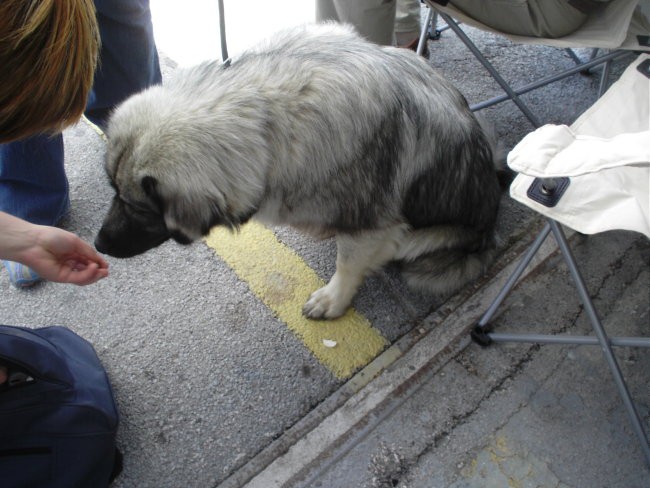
[141,176,164,211]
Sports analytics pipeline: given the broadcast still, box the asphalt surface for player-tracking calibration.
[1,12,648,488]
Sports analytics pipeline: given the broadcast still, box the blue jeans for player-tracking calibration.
[0,0,162,226]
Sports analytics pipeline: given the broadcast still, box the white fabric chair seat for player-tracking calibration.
[430,0,648,49]
[508,54,650,237]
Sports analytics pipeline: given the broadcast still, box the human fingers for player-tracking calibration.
[70,237,109,270]
[63,260,110,286]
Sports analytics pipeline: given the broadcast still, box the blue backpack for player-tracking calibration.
[0,325,121,488]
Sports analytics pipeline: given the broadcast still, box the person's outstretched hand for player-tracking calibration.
[1,212,109,285]
[19,225,109,285]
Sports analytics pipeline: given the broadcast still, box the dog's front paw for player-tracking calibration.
[303,285,350,320]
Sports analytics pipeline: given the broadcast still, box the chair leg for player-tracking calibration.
[597,59,612,97]
[469,50,628,113]
[565,47,612,95]
[417,7,434,56]
[473,219,650,466]
[435,11,542,127]
[565,48,583,66]
[549,220,650,466]
[472,221,552,344]
[429,5,632,124]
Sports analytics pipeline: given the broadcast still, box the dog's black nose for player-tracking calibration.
[94,222,174,258]
[94,231,111,255]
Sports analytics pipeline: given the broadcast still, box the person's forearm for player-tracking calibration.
[0,211,41,262]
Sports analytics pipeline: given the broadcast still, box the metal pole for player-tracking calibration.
[476,222,552,328]
[550,220,650,466]
[218,0,229,63]
[417,7,434,56]
[436,11,542,127]
[489,333,650,348]
[470,51,629,111]
[597,59,612,97]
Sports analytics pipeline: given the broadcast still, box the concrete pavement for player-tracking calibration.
[1,5,648,487]
[243,229,649,488]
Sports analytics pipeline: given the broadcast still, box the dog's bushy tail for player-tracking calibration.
[400,115,505,297]
[401,239,498,297]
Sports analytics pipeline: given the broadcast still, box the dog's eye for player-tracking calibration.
[119,197,160,216]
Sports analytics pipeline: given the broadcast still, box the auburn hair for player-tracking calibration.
[0,0,99,143]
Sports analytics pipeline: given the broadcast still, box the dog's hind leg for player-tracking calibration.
[302,227,405,320]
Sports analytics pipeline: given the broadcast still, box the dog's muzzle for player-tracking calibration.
[95,196,173,258]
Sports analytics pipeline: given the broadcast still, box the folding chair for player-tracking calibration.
[418,0,650,127]
[468,51,650,467]
[412,1,650,464]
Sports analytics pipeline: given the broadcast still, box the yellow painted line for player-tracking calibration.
[205,221,388,379]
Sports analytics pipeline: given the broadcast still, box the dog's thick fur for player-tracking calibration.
[95,23,503,319]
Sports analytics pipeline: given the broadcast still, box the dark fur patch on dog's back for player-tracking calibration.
[402,130,500,232]
[330,110,401,231]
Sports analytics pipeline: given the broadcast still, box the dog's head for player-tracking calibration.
[95,83,267,258]
[94,173,194,258]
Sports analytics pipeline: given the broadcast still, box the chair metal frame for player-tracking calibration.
[471,218,650,466]
[415,2,650,467]
[418,2,637,127]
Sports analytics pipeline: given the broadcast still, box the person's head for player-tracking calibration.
[0,0,100,143]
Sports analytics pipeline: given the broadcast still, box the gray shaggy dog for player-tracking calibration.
[95,23,502,319]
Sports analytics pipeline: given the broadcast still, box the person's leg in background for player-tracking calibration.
[0,135,67,285]
[86,0,162,130]
[316,0,397,45]
[447,0,590,38]
[394,0,423,49]
[0,0,161,287]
